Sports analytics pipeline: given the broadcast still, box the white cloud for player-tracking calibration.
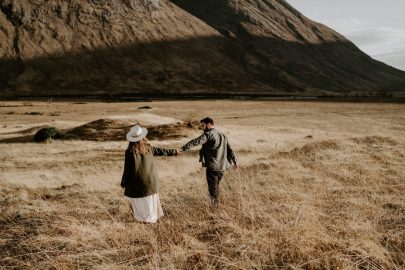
[287,0,405,71]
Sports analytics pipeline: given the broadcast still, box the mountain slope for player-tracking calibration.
[0,0,404,98]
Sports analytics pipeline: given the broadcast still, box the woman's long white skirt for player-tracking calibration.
[128,193,164,223]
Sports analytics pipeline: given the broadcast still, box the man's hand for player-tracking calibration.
[234,164,240,170]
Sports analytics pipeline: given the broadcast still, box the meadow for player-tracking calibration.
[0,100,404,269]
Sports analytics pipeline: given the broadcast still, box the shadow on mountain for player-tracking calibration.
[1,34,405,98]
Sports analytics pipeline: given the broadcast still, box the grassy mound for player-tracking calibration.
[64,118,199,141]
[0,119,200,143]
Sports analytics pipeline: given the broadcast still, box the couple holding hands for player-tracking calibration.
[120,117,238,223]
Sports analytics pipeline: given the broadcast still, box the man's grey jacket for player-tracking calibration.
[181,128,237,171]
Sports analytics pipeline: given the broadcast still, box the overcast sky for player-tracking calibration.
[287,0,405,71]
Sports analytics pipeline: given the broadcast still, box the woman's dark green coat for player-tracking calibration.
[121,147,177,198]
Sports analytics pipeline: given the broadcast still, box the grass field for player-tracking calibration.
[0,101,404,269]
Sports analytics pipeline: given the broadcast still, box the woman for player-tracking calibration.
[121,124,179,223]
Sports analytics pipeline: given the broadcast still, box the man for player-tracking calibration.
[179,117,238,206]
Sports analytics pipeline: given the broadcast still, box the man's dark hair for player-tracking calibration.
[200,117,214,125]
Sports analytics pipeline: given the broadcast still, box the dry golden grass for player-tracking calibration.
[0,101,404,269]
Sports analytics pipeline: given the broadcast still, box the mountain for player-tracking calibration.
[1,0,404,98]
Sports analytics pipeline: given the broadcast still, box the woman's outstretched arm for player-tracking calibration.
[152,147,178,156]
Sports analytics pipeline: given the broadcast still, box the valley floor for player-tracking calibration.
[0,101,404,269]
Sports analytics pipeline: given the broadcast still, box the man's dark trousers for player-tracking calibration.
[206,169,224,206]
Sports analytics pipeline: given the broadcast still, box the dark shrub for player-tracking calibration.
[24,112,43,115]
[34,127,62,142]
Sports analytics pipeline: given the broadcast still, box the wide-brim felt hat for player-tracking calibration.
[126,125,148,142]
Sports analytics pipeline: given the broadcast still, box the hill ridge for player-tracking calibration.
[0,0,404,97]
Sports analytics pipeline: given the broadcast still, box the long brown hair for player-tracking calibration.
[127,138,151,155]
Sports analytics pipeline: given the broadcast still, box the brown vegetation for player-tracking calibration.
[0,118,199,143]
[0,101,404,269]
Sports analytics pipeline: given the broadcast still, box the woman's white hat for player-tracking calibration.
[126,125,148,142]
